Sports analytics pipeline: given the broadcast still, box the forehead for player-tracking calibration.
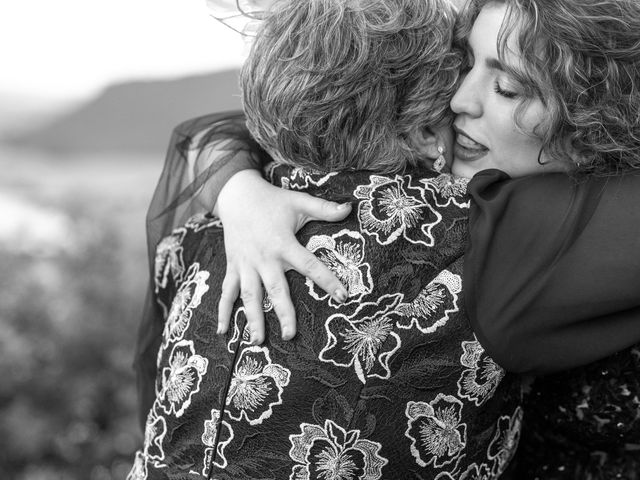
[468,3,508,53]
[468,2,529,74]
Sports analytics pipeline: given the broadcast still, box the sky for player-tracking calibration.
[0,0,248,104]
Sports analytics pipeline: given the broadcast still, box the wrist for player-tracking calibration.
[215,169,264,218]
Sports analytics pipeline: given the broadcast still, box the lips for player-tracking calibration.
[453,126,488,162]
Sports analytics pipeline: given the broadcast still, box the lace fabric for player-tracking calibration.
[132,162,523,479]
[135,112,267,425]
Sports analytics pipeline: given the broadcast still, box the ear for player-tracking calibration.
[409,126,441,160]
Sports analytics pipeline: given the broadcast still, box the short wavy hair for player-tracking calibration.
[240,0,461,173]
[456,0,640,176]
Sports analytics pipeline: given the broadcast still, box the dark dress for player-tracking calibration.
[129,163,523,479]
[513,347,640,479]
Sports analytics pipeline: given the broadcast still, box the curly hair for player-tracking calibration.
[240,0,461,173]
[456,0,640,176]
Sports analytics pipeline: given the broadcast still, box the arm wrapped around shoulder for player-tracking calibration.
[466,170,640,374]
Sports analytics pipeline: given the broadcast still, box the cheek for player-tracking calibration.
[486,118,547,176]
[495,104,546,163]
[519,100,548,136]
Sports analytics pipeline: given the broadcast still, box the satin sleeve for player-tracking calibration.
[466,169,640,374]
[134,111,270,426]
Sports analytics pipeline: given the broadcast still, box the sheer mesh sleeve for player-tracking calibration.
[134,111,271,426]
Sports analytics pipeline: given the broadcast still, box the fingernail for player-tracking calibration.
[281,327,291,341]
[336,202,351,210]
[333,287,348,303]
[216,325,223,334]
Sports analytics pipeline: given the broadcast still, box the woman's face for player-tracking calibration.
[449,2,566,178]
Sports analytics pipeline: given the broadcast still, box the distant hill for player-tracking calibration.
[10,70,242,155]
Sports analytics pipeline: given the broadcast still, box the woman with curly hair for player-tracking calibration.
[449,1,640,477]
[135,0,640,478]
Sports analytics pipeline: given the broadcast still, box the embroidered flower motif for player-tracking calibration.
[274,165,338,190]
[126,451,148,480]
[185,212,223,231]
[226,345,291,424]
[458,463,493,480]
[154,228,186,293]
[289,419,388,480]
[434,474,456,480]
[433,467,493,480]
[262,291,274,312]
[457,339,505,406]
[201,408,235,474]
[396,270,462,334]
[158,340,209,417]
[306,230,373,307]
[487,407,523,476]
[405,394,467,468]
[320,294,403,384]
[421,174,470,209]
[162,263,210,346]
[355,175,442,247]
[227,308,252,354]
[142,406,167,464]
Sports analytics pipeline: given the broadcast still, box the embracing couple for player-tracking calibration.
[130,0,640,478]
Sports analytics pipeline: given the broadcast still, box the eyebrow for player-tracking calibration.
[465,42,507,73]
[486,57,505,72]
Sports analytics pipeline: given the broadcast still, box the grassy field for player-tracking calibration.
[0,146,163,479]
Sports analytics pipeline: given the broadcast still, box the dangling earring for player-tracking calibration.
[433,146,446,173]
[537,148,548,166]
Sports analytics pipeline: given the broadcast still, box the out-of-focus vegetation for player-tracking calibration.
[0,147,161,479]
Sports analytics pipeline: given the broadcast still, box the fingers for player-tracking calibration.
[261,268,297,341]
[218,265,287,344]
[239,270,266,344]
[217,268,240,335]
[286,245,348,303]
[295,192,352,226]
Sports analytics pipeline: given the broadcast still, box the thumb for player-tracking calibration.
[293,192,352,226]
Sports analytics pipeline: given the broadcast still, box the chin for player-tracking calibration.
[451,161,476,179]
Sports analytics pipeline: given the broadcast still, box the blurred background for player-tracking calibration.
[0,1,246,478]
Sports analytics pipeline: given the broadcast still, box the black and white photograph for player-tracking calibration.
[2,1,639,479]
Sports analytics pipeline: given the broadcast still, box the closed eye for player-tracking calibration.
[493,81,518,99]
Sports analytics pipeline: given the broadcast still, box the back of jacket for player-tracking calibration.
[130,163,522,480]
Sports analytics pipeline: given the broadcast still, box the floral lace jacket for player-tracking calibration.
[128,164,522,480]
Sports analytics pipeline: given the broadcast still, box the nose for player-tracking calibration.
[450,72,483,118]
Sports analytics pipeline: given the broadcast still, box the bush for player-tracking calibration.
[0,192,147,480]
